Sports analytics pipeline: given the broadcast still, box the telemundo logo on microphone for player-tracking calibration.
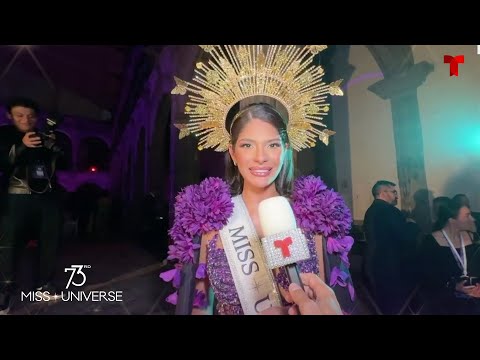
[21,265,123,303]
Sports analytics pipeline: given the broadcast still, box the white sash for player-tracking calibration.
[219,195,282,314]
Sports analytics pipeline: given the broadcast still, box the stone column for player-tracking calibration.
[368,61,434,211]
[331,45,356,210]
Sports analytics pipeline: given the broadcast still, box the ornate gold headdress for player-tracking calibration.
[172,45,344,152]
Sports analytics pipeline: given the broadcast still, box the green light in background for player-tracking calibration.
[475,133,480,147]
[458,124,480,153]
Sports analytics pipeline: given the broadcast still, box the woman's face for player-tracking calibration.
[453,206,477,232]
[229,117,286,192]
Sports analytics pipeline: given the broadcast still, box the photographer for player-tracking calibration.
[0,97,62,314]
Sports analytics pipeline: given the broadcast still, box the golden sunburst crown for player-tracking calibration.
[171,45,344,152]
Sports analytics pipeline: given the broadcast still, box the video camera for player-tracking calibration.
[35,115,63,153]
[37,116,61,143]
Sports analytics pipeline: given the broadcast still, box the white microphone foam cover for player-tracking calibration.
[258,196,297,237]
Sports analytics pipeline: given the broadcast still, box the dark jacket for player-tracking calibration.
[363,199,420,295]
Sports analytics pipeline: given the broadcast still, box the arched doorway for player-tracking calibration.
[54,131,73,170]
[72,182,104,240]
[78,137,110,172]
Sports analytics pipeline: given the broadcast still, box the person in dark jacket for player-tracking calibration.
[363,180,420,314]
[0,97,62,314]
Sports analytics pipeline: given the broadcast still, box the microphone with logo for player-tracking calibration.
[258,196,311,292]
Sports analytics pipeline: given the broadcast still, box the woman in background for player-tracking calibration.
[421,198,480,314]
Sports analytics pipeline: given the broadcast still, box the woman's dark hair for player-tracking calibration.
[225,103,294,196]
[433,197,469,231]
[432,196,450,219]
[452,194,470,208]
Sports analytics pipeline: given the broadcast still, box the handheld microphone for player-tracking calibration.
[258,196,310,289]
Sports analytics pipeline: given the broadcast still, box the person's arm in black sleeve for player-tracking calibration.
[0,128,28,171]
[390,207,420,256]
[0,127,10,171]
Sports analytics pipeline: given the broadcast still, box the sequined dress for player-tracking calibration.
[206,232,338,315]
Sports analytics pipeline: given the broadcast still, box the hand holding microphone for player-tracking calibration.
[288,273,343,315]
[258,196,310,290]
[257,196,344,315]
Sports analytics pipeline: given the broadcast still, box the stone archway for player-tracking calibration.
[78,137,111,172]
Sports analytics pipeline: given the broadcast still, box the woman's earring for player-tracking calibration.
[233,161,237,166]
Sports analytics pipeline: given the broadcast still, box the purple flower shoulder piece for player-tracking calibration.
[160,177,234,306]
[292,175,355,301]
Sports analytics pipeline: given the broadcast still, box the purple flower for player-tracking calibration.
[329,266,349,287]
[326,236,354,254]
[174,179,233,236]
[292,176,355,302]
[159,268,176,282]
[166,231,200,263]
[173,185,204,236]
[339,252,350,267]
[292,176,352,237]
[294,175,328,194]
[341,236,354,252]
[166,291,178,305]
[326,237,341,254]
[166,177,233,264]
[197,177,234,233]
[196,263,207,279]
[193,290,208,308]
[165,290,207,309]
[160,177,233,300]
[159,264,182,288]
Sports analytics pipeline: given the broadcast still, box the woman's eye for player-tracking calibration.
[240,144,252,148]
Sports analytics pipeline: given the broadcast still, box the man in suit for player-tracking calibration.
[363,180,420,315]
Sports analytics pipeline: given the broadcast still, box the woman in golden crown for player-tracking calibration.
[160,45,356,315]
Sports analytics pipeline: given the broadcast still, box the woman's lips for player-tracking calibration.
[249,167,272,177]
